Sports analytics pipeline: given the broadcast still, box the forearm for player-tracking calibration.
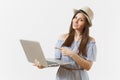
[69,53,92,70]
[59,47,93,70]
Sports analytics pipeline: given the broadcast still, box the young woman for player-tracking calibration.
[34,6,97,80]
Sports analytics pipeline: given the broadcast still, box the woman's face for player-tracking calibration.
[72,13,87,31]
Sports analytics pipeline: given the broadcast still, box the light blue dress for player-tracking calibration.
[55,40,97,80]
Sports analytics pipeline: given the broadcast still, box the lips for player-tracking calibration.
[73,24,78,27]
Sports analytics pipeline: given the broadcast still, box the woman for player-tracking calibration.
[34,6,97,80]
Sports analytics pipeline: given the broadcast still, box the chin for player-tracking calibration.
[73,26,79,30]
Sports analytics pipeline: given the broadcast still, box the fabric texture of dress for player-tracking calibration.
[55,40,97,80]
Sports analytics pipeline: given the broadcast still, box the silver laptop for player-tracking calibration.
[20,39,71,67]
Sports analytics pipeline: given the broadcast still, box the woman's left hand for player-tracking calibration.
[60,47,74,56]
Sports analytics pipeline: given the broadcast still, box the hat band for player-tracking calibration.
[79,10,89,17]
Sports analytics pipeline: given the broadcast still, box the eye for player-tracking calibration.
[79,18,83,21]
[74,16,77,19]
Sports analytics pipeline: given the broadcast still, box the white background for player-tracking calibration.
[0,0,120,80]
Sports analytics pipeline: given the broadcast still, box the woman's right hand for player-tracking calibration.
[33,59,46,69]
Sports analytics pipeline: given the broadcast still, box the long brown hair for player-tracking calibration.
[62,10,90,57]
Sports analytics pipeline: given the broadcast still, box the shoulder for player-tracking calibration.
[58,33,69,41]
[89,36,96,42]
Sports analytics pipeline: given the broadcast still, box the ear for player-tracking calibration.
[73,9,78,14]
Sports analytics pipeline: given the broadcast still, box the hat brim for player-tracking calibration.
[73,9,92,27]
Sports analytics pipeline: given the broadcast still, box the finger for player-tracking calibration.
[37,64,45,69]
[34,59,40,66]
[40,65,45,68]
[35,59,40,64]
[55,47,61,50]
[55,47,62,50]
[33,63,37,66]
[34,59,37,63]
[33,62,38,66]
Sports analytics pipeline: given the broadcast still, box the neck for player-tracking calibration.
[74,30,82,41]
[75,30,82,37]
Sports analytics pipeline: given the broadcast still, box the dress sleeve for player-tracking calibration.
[54,40,64,60]
[85,42,97,61]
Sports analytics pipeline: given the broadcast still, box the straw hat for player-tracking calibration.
[74,6,94,26]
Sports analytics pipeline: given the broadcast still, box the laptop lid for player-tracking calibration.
[20,39,48,66]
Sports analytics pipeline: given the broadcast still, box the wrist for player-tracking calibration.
[69,53,74,58]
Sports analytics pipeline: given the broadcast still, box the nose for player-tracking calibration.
[75,19,79,23]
